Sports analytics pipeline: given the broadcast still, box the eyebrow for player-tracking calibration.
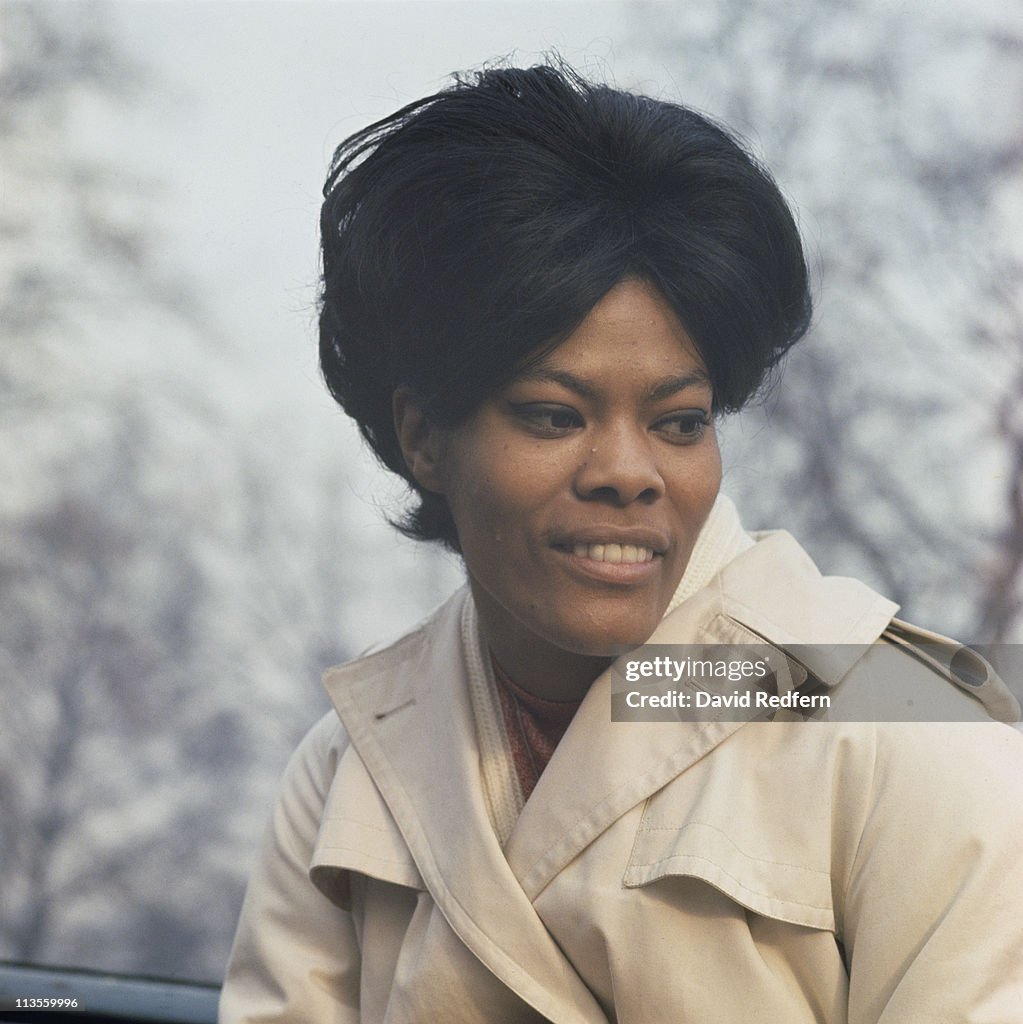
[517,367,712,402]
[648,371,712,402]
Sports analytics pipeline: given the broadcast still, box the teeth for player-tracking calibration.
[571,542,655,564]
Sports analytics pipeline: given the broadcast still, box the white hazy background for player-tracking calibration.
[2,0,1021,982]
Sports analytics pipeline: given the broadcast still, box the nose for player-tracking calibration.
[573,425,665,506]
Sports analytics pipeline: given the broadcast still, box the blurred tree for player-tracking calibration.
[0,0,336,979]
[626,0,1023,641]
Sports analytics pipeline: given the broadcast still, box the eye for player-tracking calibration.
[511,403,583,436]
[654,411,710,444]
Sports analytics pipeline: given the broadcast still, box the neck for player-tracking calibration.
[492,637,610,703]
[471,590,611,702]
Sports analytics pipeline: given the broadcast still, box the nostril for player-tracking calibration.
[580,484,661,507]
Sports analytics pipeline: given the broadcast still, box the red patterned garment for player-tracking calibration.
[491,657,582,801]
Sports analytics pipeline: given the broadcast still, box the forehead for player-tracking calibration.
[523,278,708,383]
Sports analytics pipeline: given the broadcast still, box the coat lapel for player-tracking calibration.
[324,589,610,1024]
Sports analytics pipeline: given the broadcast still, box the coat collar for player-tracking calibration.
[322,528,898,1023]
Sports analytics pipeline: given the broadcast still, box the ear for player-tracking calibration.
[393,387,446,493]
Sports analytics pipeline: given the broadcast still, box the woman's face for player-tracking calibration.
[405,277,722,689]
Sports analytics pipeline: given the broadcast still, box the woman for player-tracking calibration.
[220,64,1023,1023]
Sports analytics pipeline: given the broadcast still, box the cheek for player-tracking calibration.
[445,458,530,548]
[671,443,722,507]
[459,444,559,522]
[701,443,723,500]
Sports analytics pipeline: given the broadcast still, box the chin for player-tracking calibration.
[554,613,661,658]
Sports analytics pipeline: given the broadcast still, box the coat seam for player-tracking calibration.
[626,852,833,914]
[316,842,421,871]
[635,822,831,877]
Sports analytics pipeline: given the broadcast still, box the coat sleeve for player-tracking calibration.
[219,713,361,1024]
[840,721,1023,1024]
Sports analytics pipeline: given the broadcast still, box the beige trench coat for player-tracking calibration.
[220,531,1023,1023]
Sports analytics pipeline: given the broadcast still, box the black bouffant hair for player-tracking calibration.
[319,62,812,550]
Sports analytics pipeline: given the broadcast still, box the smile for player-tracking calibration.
[570,542,656,564]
